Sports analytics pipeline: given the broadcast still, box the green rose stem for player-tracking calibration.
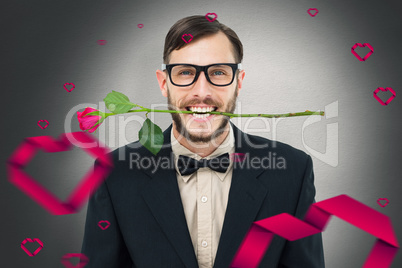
[80,90,325,155]
[103,108,324,119]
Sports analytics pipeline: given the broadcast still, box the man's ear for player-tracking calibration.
[236,69,245,96]
[156,69,168,97]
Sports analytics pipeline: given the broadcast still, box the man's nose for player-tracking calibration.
[191,71,212,97]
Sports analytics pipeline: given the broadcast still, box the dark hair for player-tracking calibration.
[163,15,243,64]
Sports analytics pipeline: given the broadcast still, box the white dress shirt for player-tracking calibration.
[171,124,235,268]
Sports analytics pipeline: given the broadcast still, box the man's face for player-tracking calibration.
[156,31,245,144]
[167,82,238,143]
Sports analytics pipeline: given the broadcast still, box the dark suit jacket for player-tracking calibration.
[81,122,325,268]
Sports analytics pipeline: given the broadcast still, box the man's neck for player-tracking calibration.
[172,123,230,158]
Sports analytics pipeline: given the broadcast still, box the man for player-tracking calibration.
[81,15,325,267]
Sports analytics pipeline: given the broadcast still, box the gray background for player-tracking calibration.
[1,0,401,267]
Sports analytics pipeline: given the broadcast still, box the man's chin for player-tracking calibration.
[187,123,229,143]
[187,134,213,143]
[180,127,215,143]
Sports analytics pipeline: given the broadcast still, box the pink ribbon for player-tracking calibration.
[61,253,89,268]
[231,195,399,268]
[21,238,44,256]
[351,43,374,61]
[373,87,396,106]
[7,132,113,215]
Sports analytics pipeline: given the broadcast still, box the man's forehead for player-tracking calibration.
[168,32,236,64]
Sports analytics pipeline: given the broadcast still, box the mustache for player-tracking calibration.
[180,98,222,109]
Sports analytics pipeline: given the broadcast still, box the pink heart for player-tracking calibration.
[307,8,319,17]
[98,220,111,230]
[373,87,396,106]
[137,24,144,28]
[351,43,374,61]
[205,13,218,22]
[377,198,389,207]
[64,83,75,92]
[181,34,193,43]
[37,119,49,129]
[61,253,89,268]
[7,132,113,215]
[21,238,43,256]
[230,153,247,162]
[97,40,107,45]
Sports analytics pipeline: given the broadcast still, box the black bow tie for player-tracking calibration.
[177,153,230,176]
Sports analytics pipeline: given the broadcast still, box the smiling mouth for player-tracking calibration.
[184,106,219,120]
[185,106,218,114]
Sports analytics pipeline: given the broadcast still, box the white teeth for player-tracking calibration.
[189,106,215,112]
[198,114,208,119]
[187,106,216,120]
[191,113,209,119]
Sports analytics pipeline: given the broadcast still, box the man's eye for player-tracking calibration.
[211,70,225,76]
[179,70,193,75]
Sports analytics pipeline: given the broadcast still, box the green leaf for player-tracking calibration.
[103,90,136,114]
[138,118,164,155]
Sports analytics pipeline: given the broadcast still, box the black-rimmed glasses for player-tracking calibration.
[161,63,242,87]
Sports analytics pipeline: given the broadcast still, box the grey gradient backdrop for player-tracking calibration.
[1,0,401,267]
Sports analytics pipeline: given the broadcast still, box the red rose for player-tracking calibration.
[76,107,105,133]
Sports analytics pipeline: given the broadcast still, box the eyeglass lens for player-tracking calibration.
[170,65,234,86]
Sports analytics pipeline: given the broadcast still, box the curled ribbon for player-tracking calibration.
[231,194,399,268]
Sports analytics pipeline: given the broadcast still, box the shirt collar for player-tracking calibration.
[171,123,235,182]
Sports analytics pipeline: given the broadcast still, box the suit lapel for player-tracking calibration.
[138,122,270,268]
[140,125,198,268]
[213,122,269,268]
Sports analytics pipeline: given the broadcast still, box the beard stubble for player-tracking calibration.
[167,85,238,143]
